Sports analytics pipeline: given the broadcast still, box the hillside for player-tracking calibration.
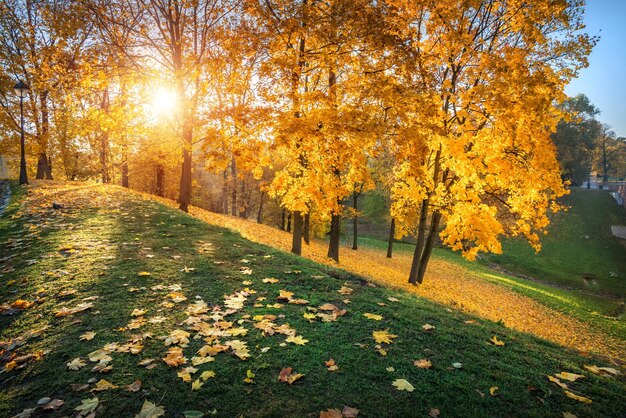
[1,181,625,417]
[483,188,626,297]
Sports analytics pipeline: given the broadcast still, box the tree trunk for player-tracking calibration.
[416,212,442,283]
[99,88,110,183]
[36,153,52,180]
[257,191,265,223]
[121,160,129,188]
[352,192,358,250]
[327,213,341,262]
[230,157,237,216]
[281,208,286,231]
[286,212,292,232]
[238,178,247,218]
[387,218,395,258]
[222,169,229,214]
[155,164,165,197]
[36,91,52,180]
[303,213,310,244]
[177,81,193,212]
[602,141,609,183]
[291,211,303,255]
[408,199,429,284]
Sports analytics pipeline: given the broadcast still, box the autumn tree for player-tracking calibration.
[0,0,94,179]
[386,0,596,284]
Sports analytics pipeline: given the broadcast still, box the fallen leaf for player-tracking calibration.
[75,397,99,416]
[372,329,397,344]
[135,399,165,418]
[452,362,463,369]
[263,278,279,283]
[191,356,215,366]
[556,372,584,382]
[126,380,142,392]
[41,399,64,411]
[325,359,339,371]
[200,370,216,380]
[191,379,203,390]
[387,297,400,302]
[79,331,96,341]
[67,357,87,370]
[320,409,343,418]
[490,336,505,346]
[392,378,414,392]
[338,286,353,295]
[131,309,147,317]
[137,271,151,277]
[564,390,592,404]
[583,365,620,376]
[244,369,255,383]
[562,413,577,418]
[363,313,383,321]
[93,379,117,391]
[429,409,440,418]
[490,386,499,396]
[342,405,359,417]
[278,367,304,384]
[414,359,432,369]
[12,408,36,418]
[286,335,309,345]
[422,324,435,331]
[163,347,186,367]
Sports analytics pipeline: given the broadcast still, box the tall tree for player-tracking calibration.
[386,0,595,284]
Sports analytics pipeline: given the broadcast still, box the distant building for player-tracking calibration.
[582,171,599,189]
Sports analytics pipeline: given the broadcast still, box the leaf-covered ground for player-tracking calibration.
[1,181,625,417]
[154,194,626,359]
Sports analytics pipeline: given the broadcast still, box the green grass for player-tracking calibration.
[1,183,625,417]
[482,189,626,297]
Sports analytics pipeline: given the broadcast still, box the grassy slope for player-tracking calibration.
[482,188,626,297]
[0,182,624,418]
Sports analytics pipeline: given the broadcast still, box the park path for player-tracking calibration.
[170,201,625,360]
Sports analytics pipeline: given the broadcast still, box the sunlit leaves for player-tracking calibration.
[135,400,165,418]
[392,379,414,392]
[372,330,397,344]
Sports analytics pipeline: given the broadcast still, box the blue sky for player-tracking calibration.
[565,0,626,137]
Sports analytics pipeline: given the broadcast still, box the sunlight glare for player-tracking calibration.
[150,87,178,116]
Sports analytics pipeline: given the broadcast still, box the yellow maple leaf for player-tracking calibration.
[414,359,432,369]
[489,386,499,396]
[303,312,316,322]
[363,313,383,321]
[564,390,592,404]
[93,379,117,391]
[285,335,309,345]
[200,371,216,381]
[163,347,186,367]
[131,309,146,317]
[372,329,397,344]
[135,400,164,418]
[67,358,86,370]
[191,379,203,390]
[556,372,584,382]
[137,271,151,277]
[490,336,505,346]
[191,356,214,366]
[392,379,414,392]
[79,331,96,341]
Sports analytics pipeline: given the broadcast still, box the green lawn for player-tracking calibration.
[1,182,625,417]
[482,188,626,297]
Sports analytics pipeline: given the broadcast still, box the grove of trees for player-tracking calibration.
[0,0,603,283]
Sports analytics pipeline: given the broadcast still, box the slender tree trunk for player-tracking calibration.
[230,157,237,216]
[99,88,110,183]
[36,91,52,180]
[408,199,429,284]
[177,79,193,212]
[416,212,442,283]
[121,159,129,188]
[287,212,292,232]
[238,178,246,218]
[281,208,286,231]
[257,191,265,223]
[222,169,229,214]
[387,218,395,258]
[155,164,165,197]
[327,212,341,262]
[352,192,358,250]
[291,211,303,255]
[602,142,609,183]
[303,213,310,244]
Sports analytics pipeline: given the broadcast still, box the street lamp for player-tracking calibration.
[14,80,29,185]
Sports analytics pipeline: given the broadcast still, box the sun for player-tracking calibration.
[150,87,178,116]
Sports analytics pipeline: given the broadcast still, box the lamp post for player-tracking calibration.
[14,80,29,185]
